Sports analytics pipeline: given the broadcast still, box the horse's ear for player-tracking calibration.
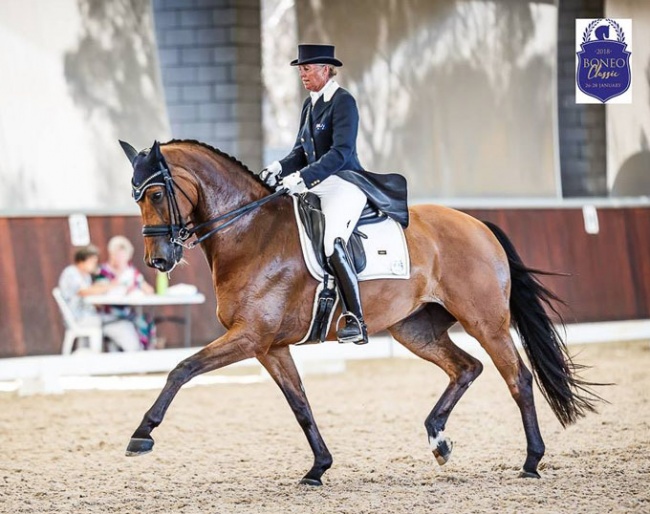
[118,140,139,165]
[152,140,163,159]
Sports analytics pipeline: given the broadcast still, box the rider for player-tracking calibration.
[261,44,409,345]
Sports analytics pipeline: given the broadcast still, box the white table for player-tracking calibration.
[84,293,206,348]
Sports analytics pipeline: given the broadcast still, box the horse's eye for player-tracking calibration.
[151,191,164,202]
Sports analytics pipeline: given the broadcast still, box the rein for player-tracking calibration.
[171,187,287,249]
[134,161,286,250]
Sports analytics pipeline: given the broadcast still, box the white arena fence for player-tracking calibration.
[0,320,648,395]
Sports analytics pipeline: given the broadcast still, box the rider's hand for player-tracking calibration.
[281,172,307,195]
[259,161,281,187]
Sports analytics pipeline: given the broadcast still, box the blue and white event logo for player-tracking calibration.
[576,18,632,104]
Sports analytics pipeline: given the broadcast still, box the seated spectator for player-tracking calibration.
[97,236,154,295]
[96,235,156,349]
[58,244,142,352]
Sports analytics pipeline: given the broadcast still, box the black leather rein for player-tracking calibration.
[169,187,287,249]
[134,163,286,250]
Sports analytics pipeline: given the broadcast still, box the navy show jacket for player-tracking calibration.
[279,87,363,188]
[279,87,410,227]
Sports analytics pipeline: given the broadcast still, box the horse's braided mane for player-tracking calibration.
[163,138,273,191]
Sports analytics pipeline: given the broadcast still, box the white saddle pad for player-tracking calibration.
[292,197,410,282]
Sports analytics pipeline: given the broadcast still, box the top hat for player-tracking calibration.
[290,44,343,67]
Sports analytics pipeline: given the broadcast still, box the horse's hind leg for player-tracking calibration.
[389,303,483,465]
[463,322,545,478]
[257,345,332,486]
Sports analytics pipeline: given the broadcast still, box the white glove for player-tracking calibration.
[259,161,282,187]
[281,172,307,195]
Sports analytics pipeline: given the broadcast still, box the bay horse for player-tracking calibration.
[120,139,600,485]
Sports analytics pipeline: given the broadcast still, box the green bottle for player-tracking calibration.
[156,271,169,295]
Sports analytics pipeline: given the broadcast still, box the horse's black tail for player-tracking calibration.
[483,221,603,427]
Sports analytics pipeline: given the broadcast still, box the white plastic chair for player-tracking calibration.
[52,288,103,354]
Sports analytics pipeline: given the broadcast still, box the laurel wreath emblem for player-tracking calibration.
[582,19,601,43]
[582,18,626,44]
[606,18,626,43]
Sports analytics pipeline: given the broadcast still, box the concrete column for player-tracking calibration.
[557,0,607,197]
[152,0,263,170]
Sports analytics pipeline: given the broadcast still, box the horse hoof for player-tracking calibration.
[125,437,154,456]
[299,477,323,487]
[431,435,453,466]
[518,469,541,479]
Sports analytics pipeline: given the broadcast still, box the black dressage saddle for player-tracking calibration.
[297,192,387,274]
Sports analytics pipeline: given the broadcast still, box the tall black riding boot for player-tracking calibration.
[328,238,368,345]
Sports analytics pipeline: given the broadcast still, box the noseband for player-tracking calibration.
[132,160,286,250]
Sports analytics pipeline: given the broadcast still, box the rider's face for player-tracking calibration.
[298,64,329,92]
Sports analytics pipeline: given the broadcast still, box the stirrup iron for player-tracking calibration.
[335,312,367,345]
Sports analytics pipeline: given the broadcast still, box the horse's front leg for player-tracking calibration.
[257,345,333,486]
[126,329,257,456]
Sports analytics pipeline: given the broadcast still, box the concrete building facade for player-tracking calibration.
[152,0,264,171]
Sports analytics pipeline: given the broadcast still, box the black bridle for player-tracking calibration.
[132,162,286,250]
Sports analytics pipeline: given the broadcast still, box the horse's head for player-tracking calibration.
[119,140,197,273]
[595,25,610,41]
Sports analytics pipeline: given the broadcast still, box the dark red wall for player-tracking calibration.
[466,207,650,322]
[0,206,648,357]
[0,215,220,358]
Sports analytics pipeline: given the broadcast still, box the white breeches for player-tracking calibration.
[310,174,367,256]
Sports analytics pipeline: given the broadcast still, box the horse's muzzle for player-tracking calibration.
[146,244,182,272]
[150,257,171,271]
